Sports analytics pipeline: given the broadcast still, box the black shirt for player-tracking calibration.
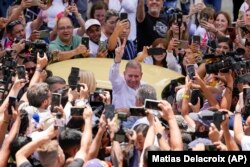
[137,13,168,53]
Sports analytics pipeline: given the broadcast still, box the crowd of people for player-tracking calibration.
[0,0,250,167]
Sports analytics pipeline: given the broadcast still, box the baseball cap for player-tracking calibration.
[85,19,101,30]
[189,109,215,127]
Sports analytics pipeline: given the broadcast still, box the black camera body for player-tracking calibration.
[205,48,247,74]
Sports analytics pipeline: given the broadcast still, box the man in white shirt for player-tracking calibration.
[109,39,143,109]
[85,19,108,57]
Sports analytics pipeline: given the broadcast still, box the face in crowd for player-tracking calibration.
[86,25,101,43]
[146,0,163,16]
[124,64,143,89]
[215,13,229,33]
[57,17,74,44]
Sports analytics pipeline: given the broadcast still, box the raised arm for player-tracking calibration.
[73,105,93,161]
[16,125,58,166]
[159,100,183,150]
[86,114,106,160]
[136,0,146,23]
[0,108,21,167]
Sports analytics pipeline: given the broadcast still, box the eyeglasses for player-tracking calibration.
[58,26,73,31]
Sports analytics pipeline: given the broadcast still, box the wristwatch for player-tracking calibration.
[156,133,162,140]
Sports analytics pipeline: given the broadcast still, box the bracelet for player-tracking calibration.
[35,67,43,72]
[182,94,190,99]
[234,111,241,114]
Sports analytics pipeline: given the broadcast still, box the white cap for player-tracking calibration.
[85,19,101,30]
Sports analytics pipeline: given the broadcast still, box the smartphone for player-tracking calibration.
[68,76,78,90]
[98,41,107,51]
[205,145,217,151]
[213,111,227,130]
[104,105,115,120]
[147,48,165,56]
[177,40,189,49]
[130,107,146,116]
[31,0,39,6]
[81,37,89,49]
[120,12,128,21]
[68,0,77,5]
[144,99,161,111]
[243,88,250,106]
[192,35,201,45]
[16,65,26,80]
[8,96,16,115]
[69,67,80,77]
[201,13,209,22]
[190,89,203,108]
[186,64,195,80]
[51,93,61,112]
[39,30,50,39]
[227,27,236,42]
[70,107,84,116]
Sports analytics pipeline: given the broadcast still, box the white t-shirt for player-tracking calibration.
[241,135,250,150]
[47,0,66,28]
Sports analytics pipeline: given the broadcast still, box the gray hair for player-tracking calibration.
[136,84,157,103]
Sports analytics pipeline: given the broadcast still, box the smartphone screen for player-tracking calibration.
[120,12,128,21]
[16,65,26,80]
[104,105,115,120]
[39,30,50,39]
[192,35,201,45]
[98,41,107,51]
[147,48,165,56]
[144,99,161,111]
[130,107,146,116]
[8,96,16,115]
[186,64,195,80]
[205,145,217,151]
[51,93,61,112]
[81,37,89,49]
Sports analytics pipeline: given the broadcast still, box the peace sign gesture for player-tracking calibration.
[114,38,127,63]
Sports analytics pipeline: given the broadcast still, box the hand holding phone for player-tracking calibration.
[177,40,188,49]
[213,111,227,130]
[51,93,61,112]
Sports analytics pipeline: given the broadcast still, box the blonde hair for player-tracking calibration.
[37,140,59,167]
[79,70,96,93]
